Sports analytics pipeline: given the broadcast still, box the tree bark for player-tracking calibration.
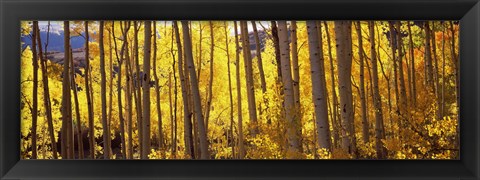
[61,21,74,159]
[407,22,416,106]
[224,21,235,158]
[307,21,332,151]
[356,21,369,143]
[271,21,283,82]
[151,21,164,152]
[278,21,302,157]
[141,21,152,159]
[369,21,387,159]
[99,21,111,159]
[173,21,195,159]
[323,21,340,147]
[181,21,209,159]
[31,21,39,159]
[204,21,214,133]
[234,21,245,159]
[252,21,267,93]
[36,22,58,159]
[334,21,358,158]
[240,21,259,136]
[424,22,434,89]
[291,21,301,111]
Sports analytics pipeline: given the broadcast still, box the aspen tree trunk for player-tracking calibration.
[430,23,442,120]
[141,21,152,159]
[99,21,111,159]
[396,21,408,118]
[449,21,459,153]
[388,22,400,116]
[125,36,134,159]
[224,21,235,158]
[69,46,84,159]
[424,22,434,89]
[204,21,214,133]
[307,21,332,151]
[278,21,302,157]
[197,23,203,79]
[356,21,369,143]
[133,22,143,153]
[441,24,446,120]
[271,21,283,81]
[151,21,164,151]
[173,21,195,159]
[61,21,74,159]
[31,21,39,159]
[291,21,300,110]
[234,21,245,159]
[36,23,58,159]
[84,21,95,159]
[108,26,114,156]
[112,21,130,158]
[407,22,416,106]
[324,21,340,147]
[240,21,259,136]
[168,73,175,155]
[181,21,209,159]
[369,22,387,159]
[375,24,394,137]
[252,21,267,93]
[334,21,358,157]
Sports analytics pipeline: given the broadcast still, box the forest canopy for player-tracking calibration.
[20,20,459,159]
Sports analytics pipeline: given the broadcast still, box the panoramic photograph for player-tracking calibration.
[20,20,459,160]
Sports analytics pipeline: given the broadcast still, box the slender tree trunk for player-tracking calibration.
[441,23,446,120]
[61,21,74,159]
[356,21,369,143]
[125,36,134,159]
[324,21,340,147]
[141,21,152,159]
[425,22,434,89]
[204,21,214,133]
[133,22,143,154]
[69,46,84,159]
[84,21,95,159]
[224,22,235,158]
[151,21,164,152]
[252,21,267,93]
[278,21,302,157]
[271,21,283,81]
[407,22,416,106]
[388,22,400,117]
[307,21,332,151]
[369,21,387,159]
[334,21,357,158]
[36,22,58,159]
[31,21,39,159]
[234,21,245,159]
[430,22,442,120]
[173,21,195,159]
[107,25,114,158]
[240,21,259,136]
[181,21,209,159]
[99,21,110,159]
[291,21,301,112]
[396,21,408,119]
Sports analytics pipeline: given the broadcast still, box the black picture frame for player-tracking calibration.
[1,0,479,179]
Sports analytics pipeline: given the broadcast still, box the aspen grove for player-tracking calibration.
[20,21,459,159]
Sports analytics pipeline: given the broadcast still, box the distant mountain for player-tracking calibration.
[21,31,85,52]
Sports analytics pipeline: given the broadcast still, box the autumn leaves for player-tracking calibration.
[21,20,459,160]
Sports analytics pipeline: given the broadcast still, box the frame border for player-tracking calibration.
[1,0,479,179]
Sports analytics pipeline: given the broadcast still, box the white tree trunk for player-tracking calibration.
[306,21,332,151]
